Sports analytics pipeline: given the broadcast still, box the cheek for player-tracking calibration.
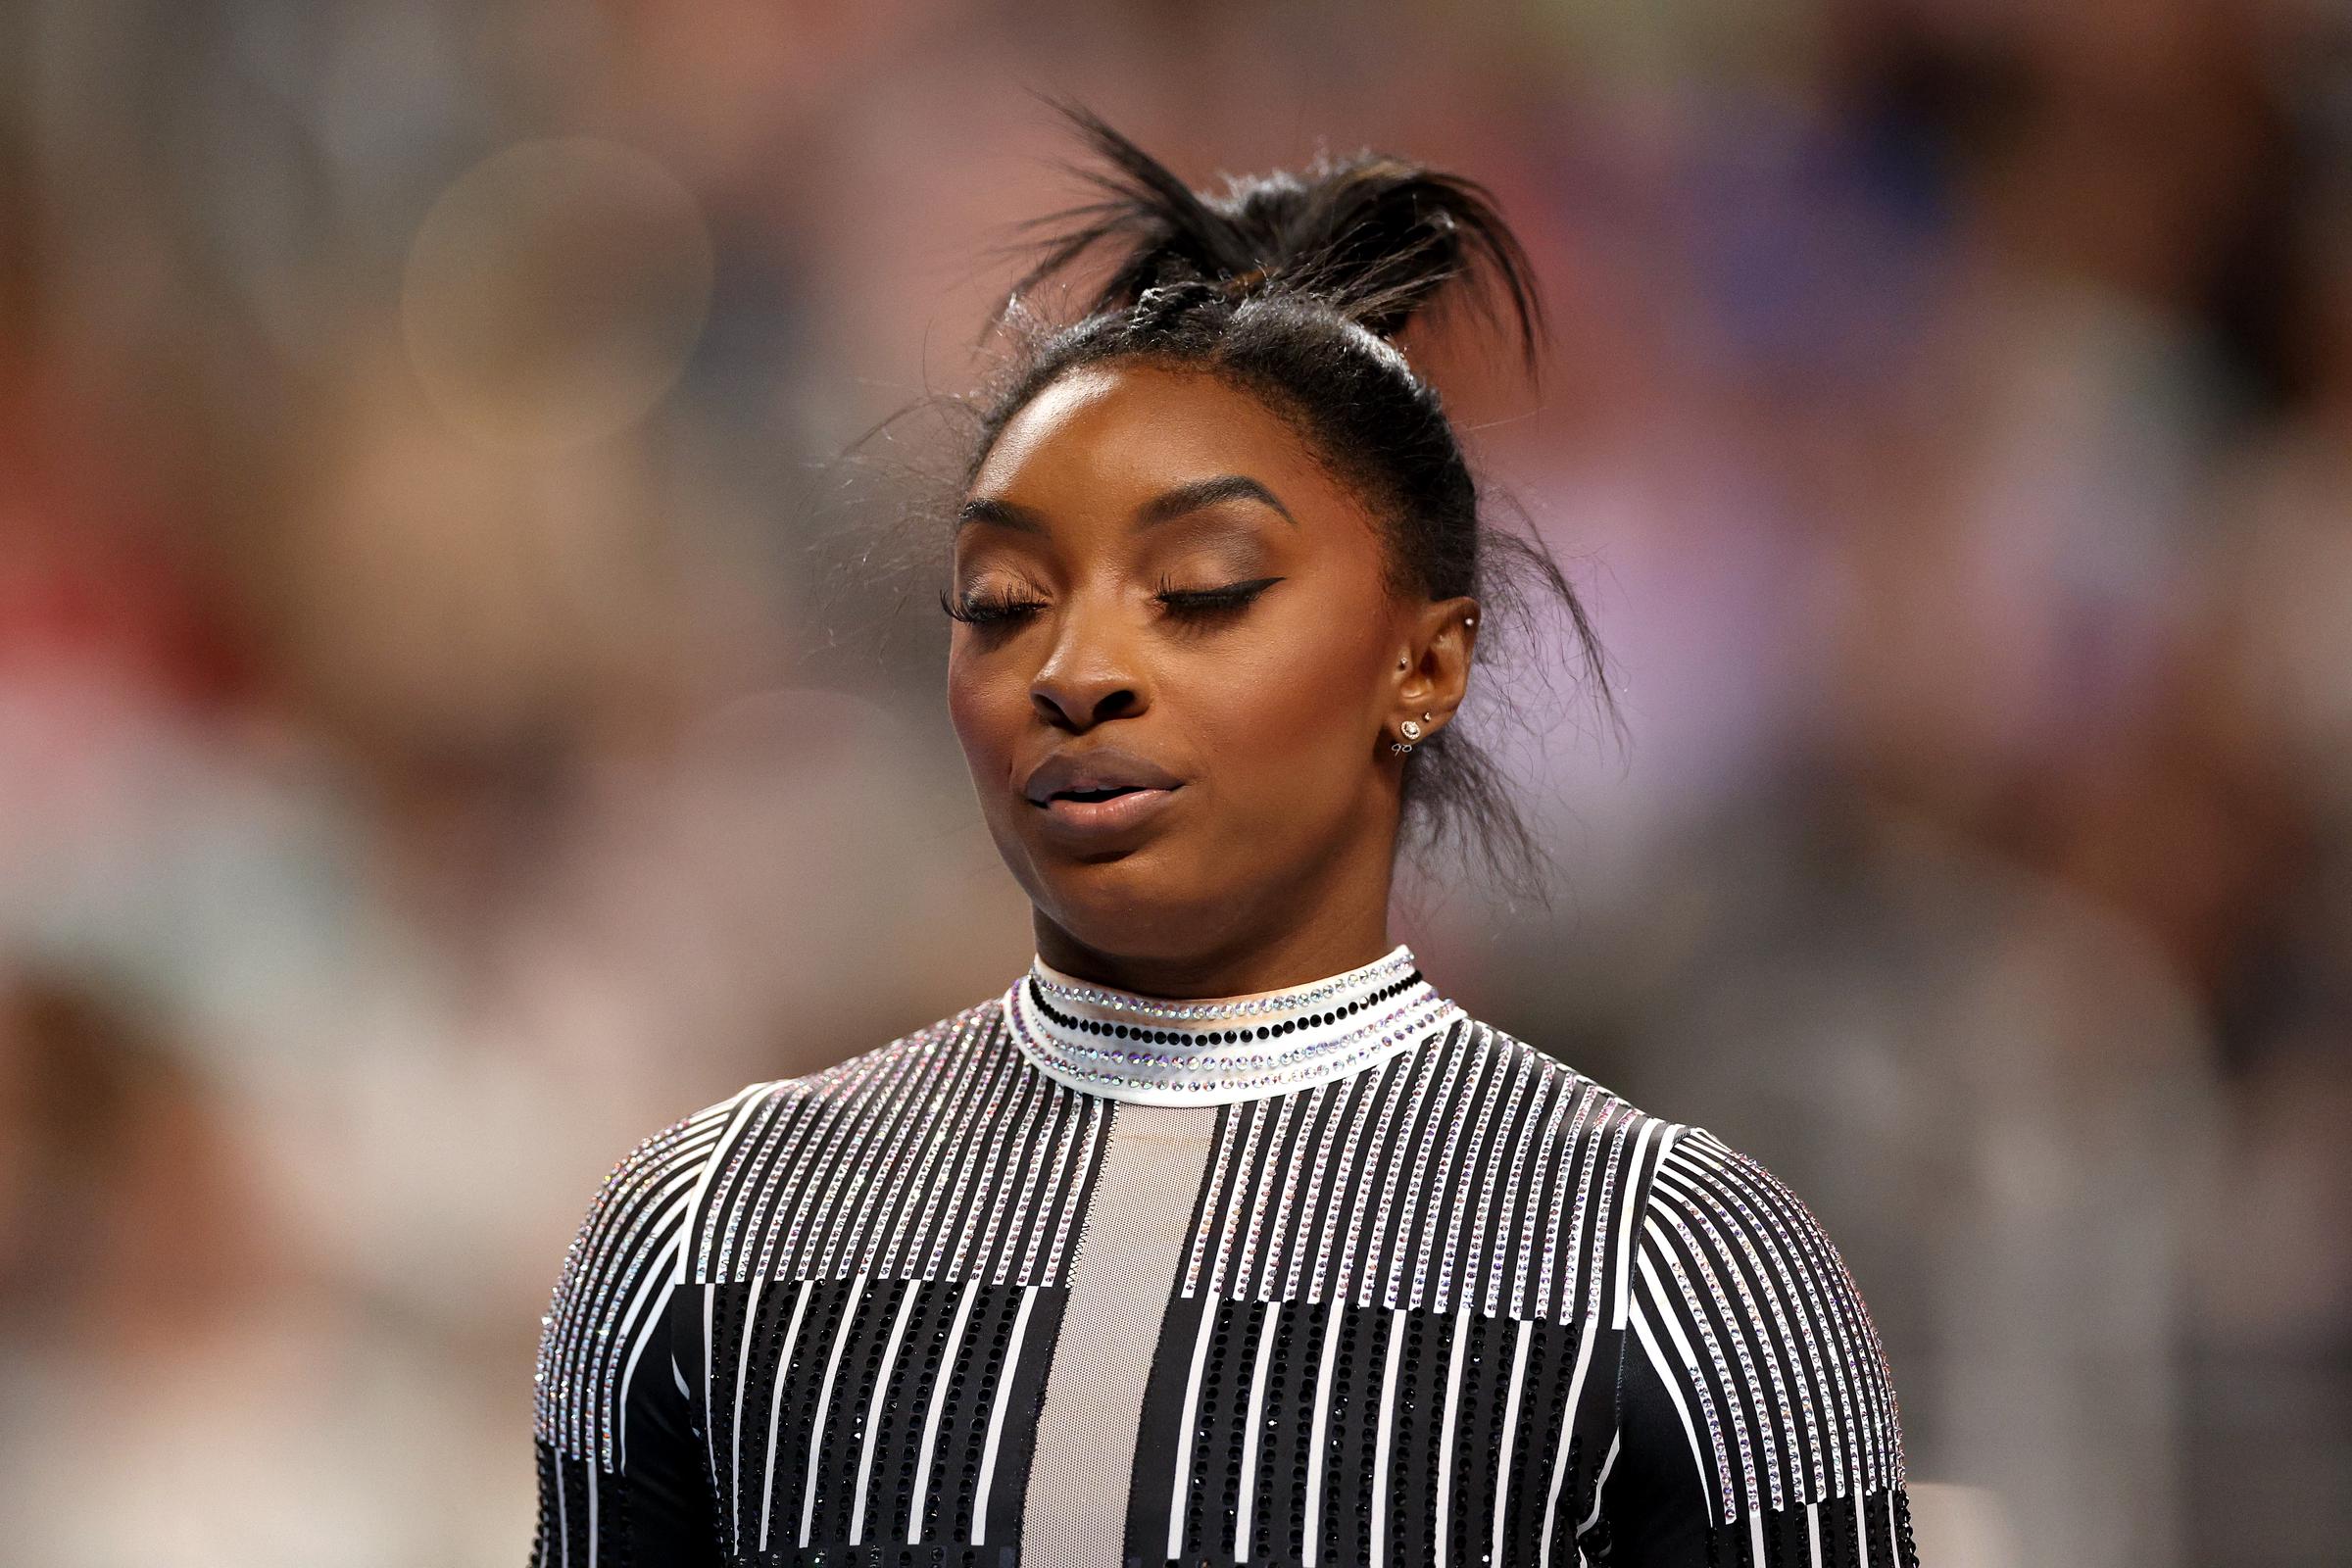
[1183,627,1379,794]
[946,652,1018,782]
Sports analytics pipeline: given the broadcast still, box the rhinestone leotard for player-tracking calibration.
[529,945,1919,1566]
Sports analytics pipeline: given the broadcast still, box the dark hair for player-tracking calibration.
[853,100,1621,901]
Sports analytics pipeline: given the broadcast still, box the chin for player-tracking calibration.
[1026,848,1233,959]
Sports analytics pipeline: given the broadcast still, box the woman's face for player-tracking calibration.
[947,361,1471,974]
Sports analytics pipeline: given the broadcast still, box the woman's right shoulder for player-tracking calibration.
[576,995,1016,1223]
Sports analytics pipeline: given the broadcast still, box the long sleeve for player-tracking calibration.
[1597,1125,1921,1566]
[530,1094,751,1567]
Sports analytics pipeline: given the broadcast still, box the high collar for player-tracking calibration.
[1002,943,1461,1105]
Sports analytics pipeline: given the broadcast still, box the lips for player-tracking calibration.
[1021,745,1183,806]
[1021,746,1185,842]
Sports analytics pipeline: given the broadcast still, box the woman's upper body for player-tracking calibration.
[531,947,1916,1568]
[529,102,1921,1566]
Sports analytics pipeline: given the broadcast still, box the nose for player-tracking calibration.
[1029,598,1145,731]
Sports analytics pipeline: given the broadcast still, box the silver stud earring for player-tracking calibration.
[1464,615,1476,627]
[1399,719,1423,742]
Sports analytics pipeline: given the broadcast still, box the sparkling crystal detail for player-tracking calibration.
[1004,942,1461,1107]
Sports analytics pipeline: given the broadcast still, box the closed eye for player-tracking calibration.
[1154,575,1285,617]
[940,585,1049,627]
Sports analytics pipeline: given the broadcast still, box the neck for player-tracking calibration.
[1031,913,1395,1001]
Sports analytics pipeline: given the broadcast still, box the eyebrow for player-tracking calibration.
[956,473,1298,535]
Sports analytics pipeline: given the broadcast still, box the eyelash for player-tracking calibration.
[939,575,1284,626]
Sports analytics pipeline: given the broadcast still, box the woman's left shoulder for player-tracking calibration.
[1612,1118,1918,1557]
[1637,1123,1909,1363]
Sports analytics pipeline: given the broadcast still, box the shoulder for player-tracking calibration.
[547,996,1008,1265]
[1636,1121,1902,1413]
[532,1077,770,1462]
[688,995,1013,1170]
[1455,1017,1680,1199]
[1427,1016,1684,1322]
[624,996,1015,1198]
[539,1078,774,1333]
[1617,1120,1912,1535]
[536,999,1013,1452]
[552,1078,773,1261]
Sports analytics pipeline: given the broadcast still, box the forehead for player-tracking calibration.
[967,362,1358,521]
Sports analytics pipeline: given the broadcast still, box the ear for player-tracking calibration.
[1388,595,1480,742]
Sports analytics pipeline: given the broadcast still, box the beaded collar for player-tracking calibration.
[1002,943,1462,1105]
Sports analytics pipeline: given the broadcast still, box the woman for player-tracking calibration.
[530,106,1919,1568]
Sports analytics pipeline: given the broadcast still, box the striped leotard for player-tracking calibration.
[530,944,1918,1566]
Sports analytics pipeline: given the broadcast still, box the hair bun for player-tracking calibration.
[995,97,1545,378]
[1130,276,1227,331]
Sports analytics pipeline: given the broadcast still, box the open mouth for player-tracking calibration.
[1020,747,1185,839]
[1028,779,1183,840]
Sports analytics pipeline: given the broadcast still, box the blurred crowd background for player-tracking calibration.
[3,0,2347,1563]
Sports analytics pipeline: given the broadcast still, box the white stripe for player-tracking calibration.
[739,1078,861,1284]
[800,1273,869,1547]
[1302,1298,1347,1568]
[1543,1097,1612,1340]
[971,1283,1039,1545]
[960,1070,1053,1284]
[1542,1304,1601,1568]
[1369,1307,1406,1568]
[729,1270,766,1545]
[1034,1092,1106,1285]
[1649,1170,1794,1512]
[1809,1500,1825,1568]
[1614,1120,1668,1328]
[1292,1074,1384,1303]
[764,1059,908,1283]
[1424,1027,1501,1311]
[546,1121,725,1461]
[1489,1317,1532,1566]
[705,1094,795,1282]
[1459,1043,1531,1314]
[907,1277,979,1543]
[1234,1299,1283,1560]
[850,1281,924,1543]
[1516,1079,1583,1321]
[1643,1214,1755,1517]
[585,1462,599,1568]
[1434,1300,1472,1567]
[1750,1509,1768,1564]
[676,1084,783,1282]
[1385,1026,1478,1298]
[878,1024,993,1278]
[830,1051,951,1274]
[756,1280,813,1550]
[1686,1137,1864,1498]
[924,1054,1029,1281]
[554,1451,569,1568]
[1230,1098,1300,1296]
[1652,1156,1825,1496]
[1577,1430,1620,1535]
[1631,1280,1712,1516]
[702,1280,718,1525]
[1855,1486,1871,1568]
[1210,1102,1275,1294]
[818,1044,945,1278]
[1166,1288,1222,1559]
[612,1229,683,1473]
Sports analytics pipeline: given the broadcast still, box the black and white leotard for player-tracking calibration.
[530,945,1919,1566]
